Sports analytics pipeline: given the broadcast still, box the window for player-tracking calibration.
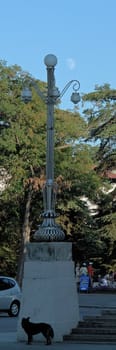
[0,278,15,290]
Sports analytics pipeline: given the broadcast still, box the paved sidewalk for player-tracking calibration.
[79,292,116,321]
[1,338,116,350]
[79,292,116,309]
[1,340,116,350]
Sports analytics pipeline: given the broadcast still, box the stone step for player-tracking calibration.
[101,315,116,319]
[63,333,116,343]
[63,309,116,343]
[78,320,116,327]
[102,310,116,315]
[72,327,116,334]
[83,315,116,321]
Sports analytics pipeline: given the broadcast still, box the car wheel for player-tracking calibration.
[8,301,20,317]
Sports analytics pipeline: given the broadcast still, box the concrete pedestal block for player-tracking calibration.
[17,242,79,342]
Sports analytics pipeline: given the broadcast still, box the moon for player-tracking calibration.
[66,58,76,70]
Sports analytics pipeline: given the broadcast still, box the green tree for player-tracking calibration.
[82,84,116,271]
[83,84,116,172]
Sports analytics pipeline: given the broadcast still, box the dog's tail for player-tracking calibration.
[49,326,54,338]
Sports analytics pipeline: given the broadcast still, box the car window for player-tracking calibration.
[0,278,15,290]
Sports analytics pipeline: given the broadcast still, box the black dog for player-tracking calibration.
[21,317,54,345]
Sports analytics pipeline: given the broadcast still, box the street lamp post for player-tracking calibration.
[21,54,80,242]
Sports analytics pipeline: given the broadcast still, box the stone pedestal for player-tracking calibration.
[17,242,79,342]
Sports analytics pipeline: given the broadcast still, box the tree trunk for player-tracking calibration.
[16,185,32,287]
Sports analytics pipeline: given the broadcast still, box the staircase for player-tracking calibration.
[63,310,116,343]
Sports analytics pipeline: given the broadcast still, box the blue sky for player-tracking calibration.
[0,0,116,110]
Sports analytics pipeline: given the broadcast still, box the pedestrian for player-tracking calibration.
[114,271,116,281]
[109,271,114,287]
[79,263,90,292]
[79,263,88,276]
[87,262,94,287]
[75,262,80,291]
[100,275,108,287]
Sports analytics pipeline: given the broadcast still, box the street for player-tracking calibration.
[0,313,18,332]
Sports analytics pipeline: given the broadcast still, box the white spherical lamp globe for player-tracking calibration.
[44,54,57,67]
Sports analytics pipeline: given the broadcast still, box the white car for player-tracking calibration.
[0,276,21,317]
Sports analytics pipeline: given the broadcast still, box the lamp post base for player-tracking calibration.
[17,242,80,342]
[34,217,65,241]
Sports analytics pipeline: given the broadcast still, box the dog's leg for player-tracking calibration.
[46,336,52,345]
[28,333,33,344]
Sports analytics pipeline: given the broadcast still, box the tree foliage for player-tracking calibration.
[82,84,116,272]
[83,84,116,172]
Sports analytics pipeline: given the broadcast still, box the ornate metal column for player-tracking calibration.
[21,54,80,241]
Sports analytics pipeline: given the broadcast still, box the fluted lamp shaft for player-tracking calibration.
[34,56,65,241]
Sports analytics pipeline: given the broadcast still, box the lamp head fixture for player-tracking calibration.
[71,92,80,104]
[70,81,80,104]
[21,56,80,106]
[21,87,32,103]
[44,54,57,68]
[50,86,60,99]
